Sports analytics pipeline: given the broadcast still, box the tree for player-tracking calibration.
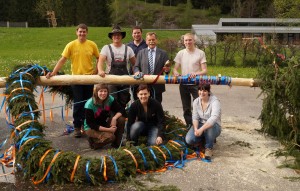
[0,0,9,21]
[35,0,63,21]
[273,0,300,18]
[231,0,242,17]
[61,0,77,26]
[76,0,112,26]
[191,0,215,9]
[241,0,257,18]
[219,35,240,66]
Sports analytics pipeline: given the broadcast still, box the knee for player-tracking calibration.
[117,117,126,128]
[111,134,116,142]
[130,121,144,137]
[131,121,144,130]
[148,139,156,146]
[185,135,193,145]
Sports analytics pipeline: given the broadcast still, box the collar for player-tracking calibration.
[148,47,156,52]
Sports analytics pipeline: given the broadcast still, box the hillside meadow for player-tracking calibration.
[0,27,257,78]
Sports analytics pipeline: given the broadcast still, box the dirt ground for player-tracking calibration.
[1,85,299,190]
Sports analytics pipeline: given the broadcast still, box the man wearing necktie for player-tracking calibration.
[133,32,170,103]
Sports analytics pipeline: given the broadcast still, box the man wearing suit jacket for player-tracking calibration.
[133,32,170,103]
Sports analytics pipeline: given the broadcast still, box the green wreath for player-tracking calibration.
[4,64,194,185]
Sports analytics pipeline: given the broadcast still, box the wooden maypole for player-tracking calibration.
[0,75,260,88]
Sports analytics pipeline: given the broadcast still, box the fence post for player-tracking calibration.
[6,21,9,28]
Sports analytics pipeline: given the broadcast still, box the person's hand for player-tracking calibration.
[194,128,204,137]
[98,70,105,77]
[189,72,197,78]
[164,66,170,73]
[45,72,55,79]
[134,71,140,76]
[109,126,117,133]
[164,60,171,67]
[173,71,180,76]
[110,117,117,127]
[156,136,163,145]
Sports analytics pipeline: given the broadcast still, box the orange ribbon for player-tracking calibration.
[39,149,53,166]
[32,151,62,185]
[103,156,107,181]
[70,155,80,182]
[123,149,138,169]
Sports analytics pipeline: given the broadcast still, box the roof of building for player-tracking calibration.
[192,18,300,36]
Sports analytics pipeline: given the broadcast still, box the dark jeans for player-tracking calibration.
[72,85,94,129]
[129,121,159,146]
[179,84,198,127]
[108,85,130,109]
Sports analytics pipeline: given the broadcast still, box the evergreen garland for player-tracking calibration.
[257,47,300,170]
[4,64,196,186]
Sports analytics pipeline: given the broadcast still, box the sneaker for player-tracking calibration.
[74,128,82,138]
[205,148,213,160]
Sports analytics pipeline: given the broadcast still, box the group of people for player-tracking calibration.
[45,23,221,160]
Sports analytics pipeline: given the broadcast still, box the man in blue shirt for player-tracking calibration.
[128,26,148,101]
[127,26,148,56]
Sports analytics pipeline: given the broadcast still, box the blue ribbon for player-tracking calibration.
[11,80,32,86]
[137,148,148,169]
[100,156,104,173]
[17,135,41,150]
[9,94,26,103]
[201,158,212,163]
[108,155,118,177]
[0,138,8,149]
[164,75,232,85]
[161,145,172,161]
[0,96,6,113]
[25,143,40,159]
[173,139,187,147]
[85,160,91,183]
[18,127,40,136]
[148,147,159,164]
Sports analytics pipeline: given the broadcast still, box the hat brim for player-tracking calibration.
[108,32,126,39]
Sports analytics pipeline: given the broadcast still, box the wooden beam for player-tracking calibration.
[0,75,260,88]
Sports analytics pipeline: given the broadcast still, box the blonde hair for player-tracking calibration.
[146,32,157,39]
[183,33,196,41]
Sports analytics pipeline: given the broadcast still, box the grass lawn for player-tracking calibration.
[0,27,257,78]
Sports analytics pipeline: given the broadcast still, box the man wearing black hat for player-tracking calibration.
[98,25,136,110]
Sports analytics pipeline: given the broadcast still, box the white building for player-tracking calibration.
[192,18,300,45]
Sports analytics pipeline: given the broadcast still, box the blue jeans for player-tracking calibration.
[185,122,221,149]
[129,121,158,146]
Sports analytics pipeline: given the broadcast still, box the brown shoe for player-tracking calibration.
[88,137,95,149]
[74,128,82,138]
[205,148,213,160]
